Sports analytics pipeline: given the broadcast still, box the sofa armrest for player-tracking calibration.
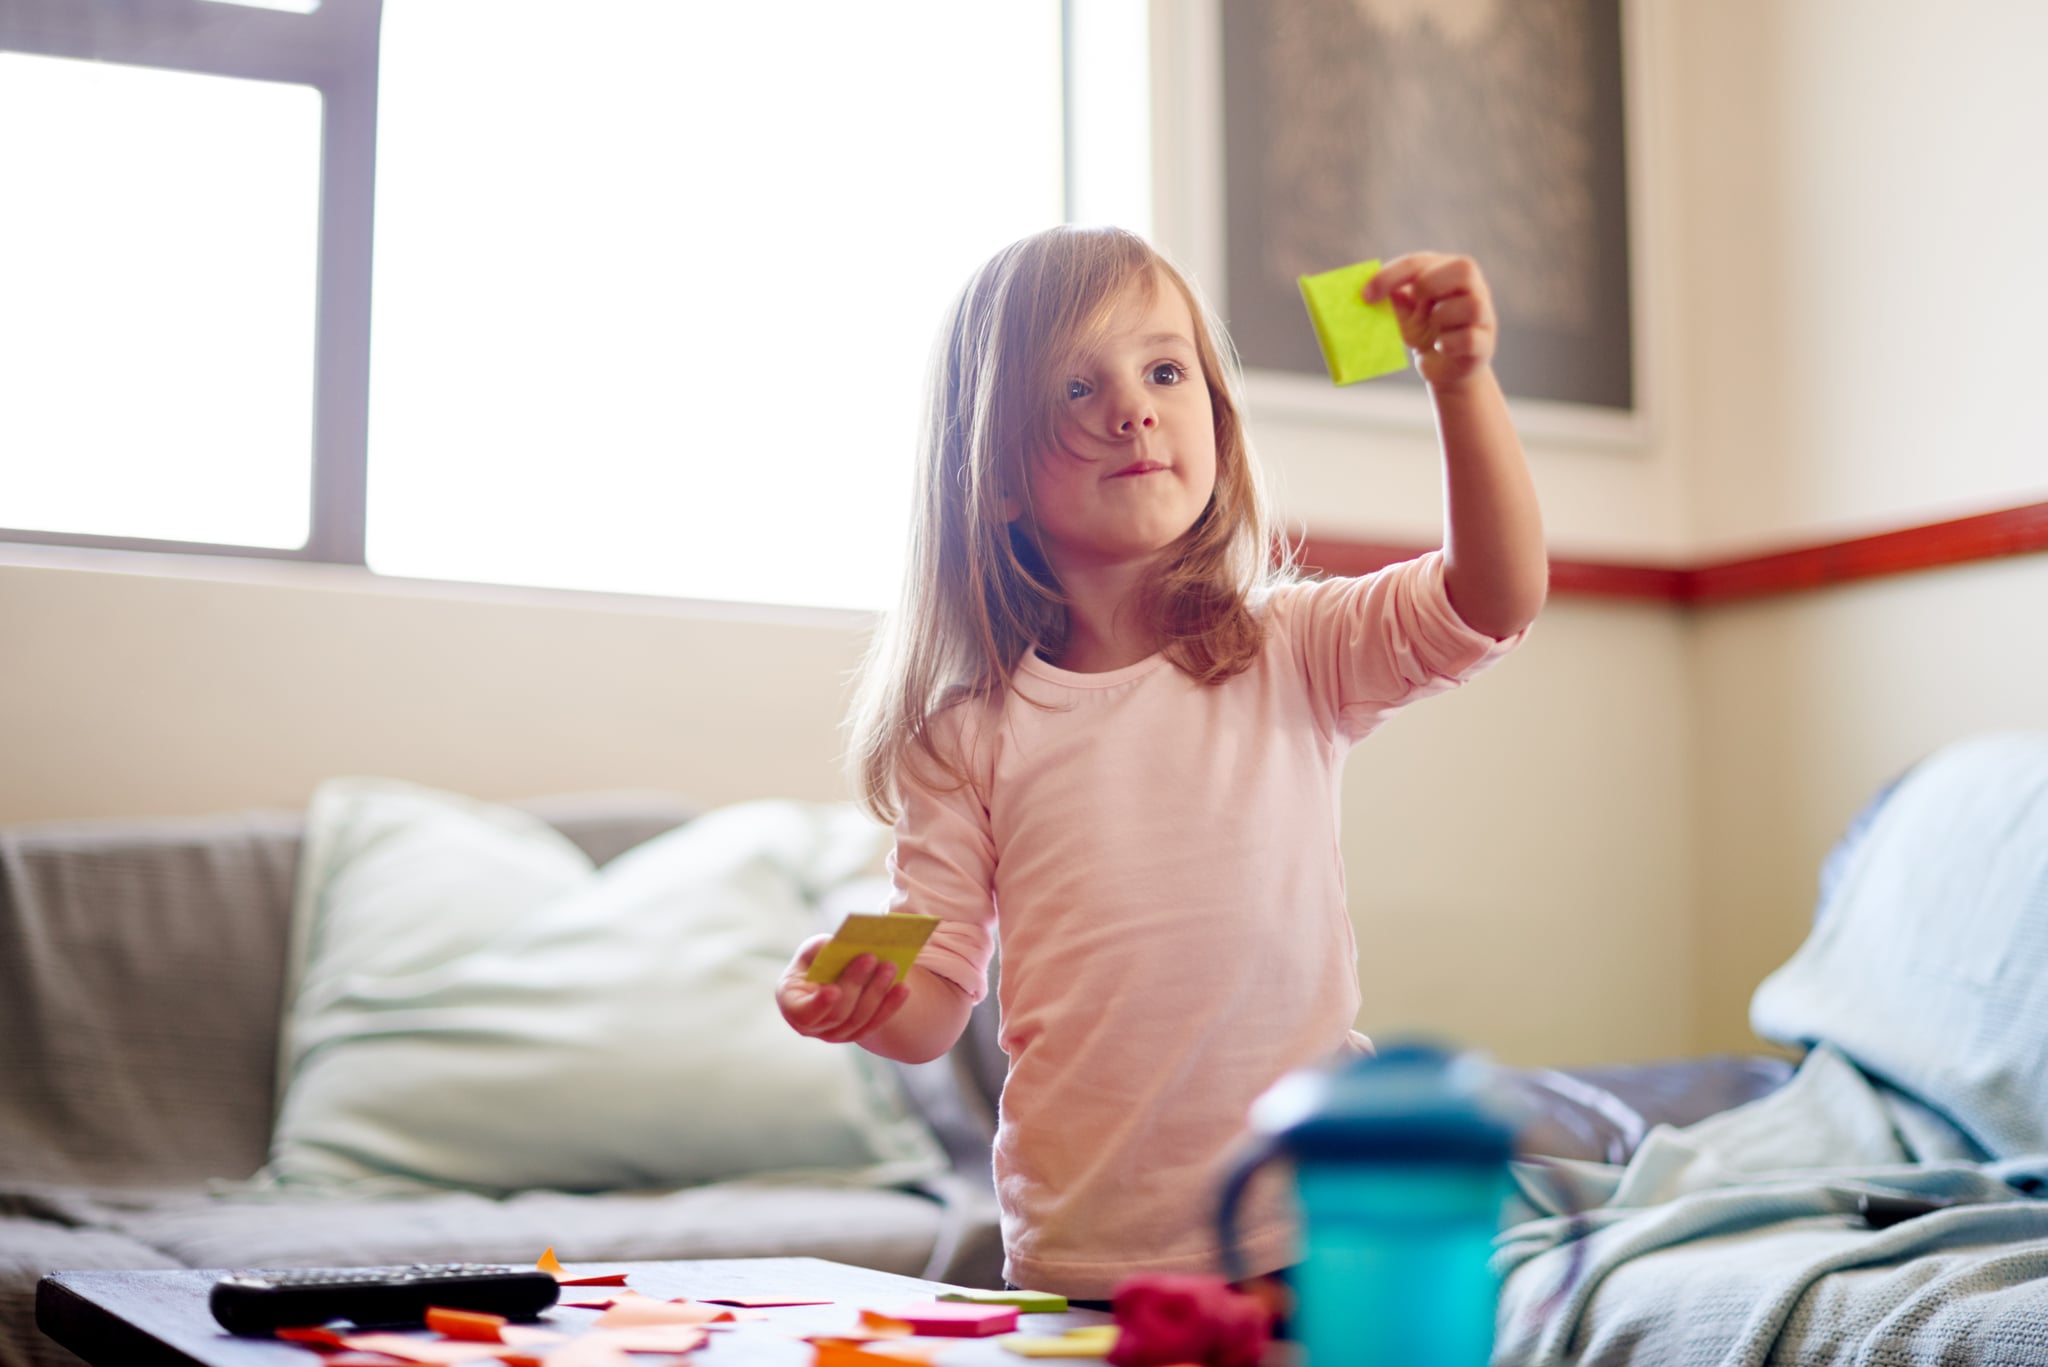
[1503,1054,1798,1165]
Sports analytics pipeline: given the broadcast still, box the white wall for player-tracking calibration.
[1675,0,2048,550]
[1688,556,2048,1052]
[0,553,870,823]
[1671,0,2048,1047]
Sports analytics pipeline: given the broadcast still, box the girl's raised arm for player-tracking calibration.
[1365,253,1548,641]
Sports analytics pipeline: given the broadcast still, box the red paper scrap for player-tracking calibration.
[276,1326,351,1348]
[703,1294,835,1307]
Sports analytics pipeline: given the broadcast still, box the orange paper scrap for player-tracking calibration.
[536,1246,631,1286]
[855,1310,917,1338]
[815,1345,949,1367]
[424,1307,507,1342]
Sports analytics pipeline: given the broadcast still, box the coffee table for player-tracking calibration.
[37,1256,1114,1367]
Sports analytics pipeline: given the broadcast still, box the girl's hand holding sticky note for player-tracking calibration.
[1298,259,1410,385]
[1300,252,1501,392]
[775,913,938,1045]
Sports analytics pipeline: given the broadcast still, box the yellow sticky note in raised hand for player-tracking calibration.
[805,913,941,984]
[1297,259,1409,385]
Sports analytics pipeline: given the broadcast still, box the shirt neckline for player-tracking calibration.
[1016,649,1168,690]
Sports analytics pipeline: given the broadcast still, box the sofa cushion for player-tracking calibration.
[0,810,304,1190]
[0,796,700,1192]
[262,779,947,1195]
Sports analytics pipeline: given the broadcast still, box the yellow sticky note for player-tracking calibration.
[805,913,941,984]
[997,1326,1120,1358]
[1297,258,1409,385]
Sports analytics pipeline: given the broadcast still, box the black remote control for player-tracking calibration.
[209,1263,560,1335]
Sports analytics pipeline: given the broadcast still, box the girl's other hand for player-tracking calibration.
[1362,253,1498,393]
[776,935,912,1044]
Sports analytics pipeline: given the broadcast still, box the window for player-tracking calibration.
[0,53,322,549]
[1,1,1148,611]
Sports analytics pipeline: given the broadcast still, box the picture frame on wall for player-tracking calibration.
[1206,0,1647,445]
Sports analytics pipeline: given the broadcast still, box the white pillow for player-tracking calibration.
[258,777,945,1195]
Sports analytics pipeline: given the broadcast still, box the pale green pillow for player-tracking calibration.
[259,777,945,1195]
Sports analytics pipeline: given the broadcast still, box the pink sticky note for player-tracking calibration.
[891,1301,1020,1337]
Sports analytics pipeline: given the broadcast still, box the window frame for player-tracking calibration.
[0,0,381,564]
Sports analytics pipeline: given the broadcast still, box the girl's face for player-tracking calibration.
[1011,269,1218,576]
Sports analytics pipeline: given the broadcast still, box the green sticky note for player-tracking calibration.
[805,912,941,984]
[940,1290,1069,1314]
[1297,258,1409,385]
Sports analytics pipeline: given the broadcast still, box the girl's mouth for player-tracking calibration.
[1110,459,1168,478]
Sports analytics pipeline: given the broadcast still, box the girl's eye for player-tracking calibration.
[1149,362,1187,386]
[1065,378,1093,401]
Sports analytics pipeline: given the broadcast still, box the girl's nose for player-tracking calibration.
[1112,390,1157,435]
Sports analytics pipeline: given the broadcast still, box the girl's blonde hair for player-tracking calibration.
[848,224,1287,822]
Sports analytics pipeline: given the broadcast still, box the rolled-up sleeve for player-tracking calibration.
[1280,550,1527,743]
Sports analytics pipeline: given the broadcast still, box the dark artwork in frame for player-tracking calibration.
[1221,0,1635,413]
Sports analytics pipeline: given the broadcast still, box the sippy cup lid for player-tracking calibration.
[1246,1040,1515,1164]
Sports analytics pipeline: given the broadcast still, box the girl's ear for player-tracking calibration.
[1002,491,1023,523]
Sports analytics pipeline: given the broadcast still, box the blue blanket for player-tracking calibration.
[1492,733,2048,1366]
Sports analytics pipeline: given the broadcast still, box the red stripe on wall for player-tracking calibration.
[1295,498,2048,607]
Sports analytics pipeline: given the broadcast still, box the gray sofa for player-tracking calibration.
[0,794,1014,1367]
[0,792,1790,1367]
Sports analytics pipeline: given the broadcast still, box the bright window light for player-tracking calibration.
[1066,0,1153,234]
[365,2,1066,612]
[0,53,321,548]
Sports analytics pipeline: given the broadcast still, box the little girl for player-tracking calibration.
[777,225,1546,1300]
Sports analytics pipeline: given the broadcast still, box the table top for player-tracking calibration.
[38,1257,1114,1367]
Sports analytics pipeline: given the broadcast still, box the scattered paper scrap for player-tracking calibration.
[805,912,940,984]
[586,1324,710,1354]
[810,1341,949,1366]
[891,1301,1019,1337]
[537,1246,632,1287]
[340,1332,512,1363]
[702,1294,836,1307]
[940,1289,1068,1313]
[276,1327,349,1348]
[591,1293,729,1328]
[424,1307,508,1342]
[813,1346,924,1367]
[1297,258,1409,385]
[999,1325,1121,1358]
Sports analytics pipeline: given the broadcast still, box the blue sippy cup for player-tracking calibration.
[1216,1042,1514,1367]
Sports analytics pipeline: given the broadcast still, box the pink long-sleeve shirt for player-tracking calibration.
[890,552,1522,1298]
